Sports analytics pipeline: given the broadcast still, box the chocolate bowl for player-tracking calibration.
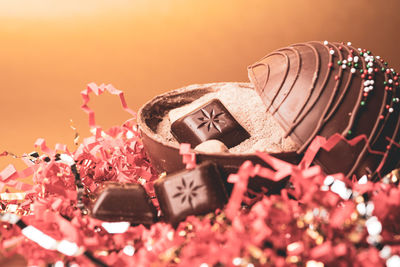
[137,82,301,192]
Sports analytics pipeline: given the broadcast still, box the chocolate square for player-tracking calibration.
[171,99,250,148]
[154,161,228,226]
[91,183,157,225]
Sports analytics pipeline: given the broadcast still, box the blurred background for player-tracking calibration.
[1,0,400,169]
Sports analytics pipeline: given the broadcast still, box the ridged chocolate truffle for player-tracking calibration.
[248,41,400,178]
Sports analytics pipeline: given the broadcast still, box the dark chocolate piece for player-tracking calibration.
[154,161,228,227]
[91,183,157,225]
[170,99,250,148]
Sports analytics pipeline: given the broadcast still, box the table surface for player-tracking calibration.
[1,0,400,170]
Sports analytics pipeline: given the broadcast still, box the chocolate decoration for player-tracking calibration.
[91,183,157,225]
[154,161,228,226]
[248,41,400,178]
[137,82,301,191]
[170,99,250,148]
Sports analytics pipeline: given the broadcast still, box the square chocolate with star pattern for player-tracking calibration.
[170,99,250,148]
[154,161,228,226]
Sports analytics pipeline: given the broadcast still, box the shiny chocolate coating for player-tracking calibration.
[91,183,157,225]
[171,99,250,148]
[154,161,228,227]
[248,41,400,178]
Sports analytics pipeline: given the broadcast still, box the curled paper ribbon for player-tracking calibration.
[179,143,197,170]
[300,133,388,177]
[81,83,136,129]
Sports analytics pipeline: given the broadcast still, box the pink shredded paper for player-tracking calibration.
[0,83,399,266]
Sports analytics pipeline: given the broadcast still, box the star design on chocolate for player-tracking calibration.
[197,108,224,132]
[172,178,205,208]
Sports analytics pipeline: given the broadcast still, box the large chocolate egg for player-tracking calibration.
[248,41,400,178]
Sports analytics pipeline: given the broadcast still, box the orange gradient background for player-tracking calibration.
[1,0,400,170]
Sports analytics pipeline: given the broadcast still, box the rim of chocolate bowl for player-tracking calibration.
[137,82,302,192]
